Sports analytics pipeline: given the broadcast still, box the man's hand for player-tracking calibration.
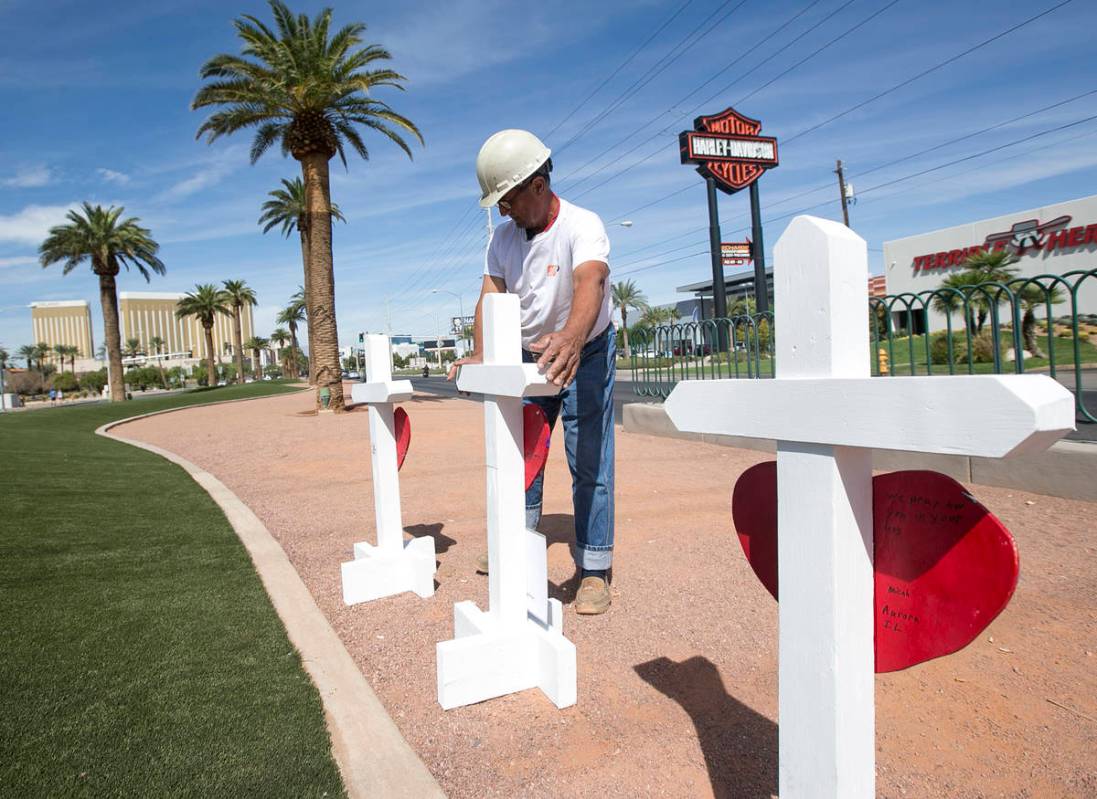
[529,330,584,387]
[446,353,482,381]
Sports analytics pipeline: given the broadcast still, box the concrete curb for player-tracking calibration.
[622,402,1097,503]
[96,393,446,799]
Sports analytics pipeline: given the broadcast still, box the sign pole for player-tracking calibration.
[706,177,728,351]
[749,180,769,314]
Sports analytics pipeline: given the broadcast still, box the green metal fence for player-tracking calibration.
[628,268,1097,424]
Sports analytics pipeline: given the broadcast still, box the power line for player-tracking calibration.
[783,0,1077,146]
[543,0,695,141]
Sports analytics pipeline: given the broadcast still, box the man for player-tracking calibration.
[447,129,616,615]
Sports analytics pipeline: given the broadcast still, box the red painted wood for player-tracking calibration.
[394,407,411,471]
[524,404,552,491]
[731,463,1019,673]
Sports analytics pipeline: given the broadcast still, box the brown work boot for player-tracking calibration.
[476,552,489,574]
[574,576,611,615]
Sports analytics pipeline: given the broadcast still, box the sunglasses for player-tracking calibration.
[497,174,538,212]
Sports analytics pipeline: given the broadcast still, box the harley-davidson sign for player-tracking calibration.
[679,107,778,194]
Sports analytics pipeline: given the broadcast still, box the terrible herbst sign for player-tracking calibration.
[679,107,778,194]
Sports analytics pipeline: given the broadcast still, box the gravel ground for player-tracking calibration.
[116,387,1097,799]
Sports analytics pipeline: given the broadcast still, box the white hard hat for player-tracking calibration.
[476,129,552,208]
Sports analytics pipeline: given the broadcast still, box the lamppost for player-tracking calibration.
[431,289,466,356]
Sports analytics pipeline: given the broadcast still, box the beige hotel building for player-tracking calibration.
[119,291,254,362]
[30,300,95,367]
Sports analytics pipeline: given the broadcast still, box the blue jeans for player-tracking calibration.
[523,325,616,571]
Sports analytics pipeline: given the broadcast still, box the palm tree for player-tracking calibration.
[33,342,53,372]
[258,177,345,360]
[639,305,677,328]
[270,327,290,372]
[39,203,164,401]
[244,335,270,379]
[53,344,69,372]
[61,344,79,374]
[276,299,306,379]
[123,337,144,365]
[222,279,258,384]
[932,251,1019,334]
[176,284,231,387]
[193,1,423,411]
[611,280,647,358]
[18,344,36,370]
[148,335,168,387]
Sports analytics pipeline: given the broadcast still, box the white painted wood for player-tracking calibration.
[526,529,549,625]
[665,376,1074,457]
[437,293,574,709]
[664,215,1072,799]
[341,333,436,605]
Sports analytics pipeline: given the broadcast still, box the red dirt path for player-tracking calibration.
[116,388,1097,798]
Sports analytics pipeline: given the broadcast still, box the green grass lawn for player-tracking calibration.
[0,382,346,798]
[877,332,1097,375]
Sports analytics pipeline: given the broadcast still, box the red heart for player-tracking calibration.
[394,407,411,471]
[524,404,552,490]
[732,462,1019,673]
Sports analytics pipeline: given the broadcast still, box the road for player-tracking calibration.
[409,370,1096,444]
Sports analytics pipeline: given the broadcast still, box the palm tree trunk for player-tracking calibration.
[288,324,300,379]
[298,226,316,385]
[299,153,344,411]
[97,273,126,402]
[1021,308,1046,358]
[232,305,246,384]
[203,324,217,387]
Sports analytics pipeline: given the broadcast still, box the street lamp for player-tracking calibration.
[431,289,466,355]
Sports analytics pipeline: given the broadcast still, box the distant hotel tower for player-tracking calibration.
[119,292,254,360]
[30,300,95,359]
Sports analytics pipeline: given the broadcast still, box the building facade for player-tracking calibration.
[883,193,1097,333]
[119,292,254,362]
[30,300,95,368]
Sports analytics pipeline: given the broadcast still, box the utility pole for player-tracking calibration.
[835,159,850,227]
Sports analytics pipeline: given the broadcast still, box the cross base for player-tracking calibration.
[436,599,576,710]
[340,536,437,605]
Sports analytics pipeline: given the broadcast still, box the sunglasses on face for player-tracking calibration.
[497,174,538,212]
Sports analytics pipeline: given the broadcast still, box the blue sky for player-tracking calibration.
[2,0,1097,354]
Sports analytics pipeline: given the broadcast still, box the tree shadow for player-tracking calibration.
[634,656,777,799]
[405,522,456,554]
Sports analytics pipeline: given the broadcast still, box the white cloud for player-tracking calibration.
[1,165,53,188]
[0,255,38,268]
[97,167,130,185]
[0,204,78,245]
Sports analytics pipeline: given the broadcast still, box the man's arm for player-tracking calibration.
[528,260,609,387]
[446,274,506,380]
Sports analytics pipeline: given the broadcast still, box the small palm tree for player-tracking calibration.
[176,284,231,387]
[39,203,165,401]
[62,344,79,374]
[18,344,36,370]
[611,280,648,358]
[33,342,53,372]
[123,337,144,364]
[148,335,168,387]
[53,344,69,372]
[640,305,677,328]
[243,335,270,378]
[222,279,258,384]
[270,327,290,372]
[932,250,1019,334]
[276,298,306,379]
[259,176,345,352]
[193,1,423,411]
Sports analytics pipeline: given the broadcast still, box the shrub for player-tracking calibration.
[51,372,80,392]
[80,369,107,394]
[8,370,46,396]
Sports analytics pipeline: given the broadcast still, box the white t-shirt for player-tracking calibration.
[484,197,612,349]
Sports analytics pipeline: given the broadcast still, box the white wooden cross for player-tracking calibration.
[665,216,1074,798]
[436,293,577,710]
[341,334,436,604]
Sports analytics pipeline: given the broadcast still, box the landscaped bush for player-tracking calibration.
[930,331,997,365]
[8,370,45,396]
[80,369,107,394]
[50,372,80,392]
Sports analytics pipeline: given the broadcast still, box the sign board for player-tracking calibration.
[679,107,779,194]
[721,241,752,268]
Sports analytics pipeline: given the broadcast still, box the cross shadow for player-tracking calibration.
[405,522,456,554]
[634,656,777,799]
[539,513,584,603]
